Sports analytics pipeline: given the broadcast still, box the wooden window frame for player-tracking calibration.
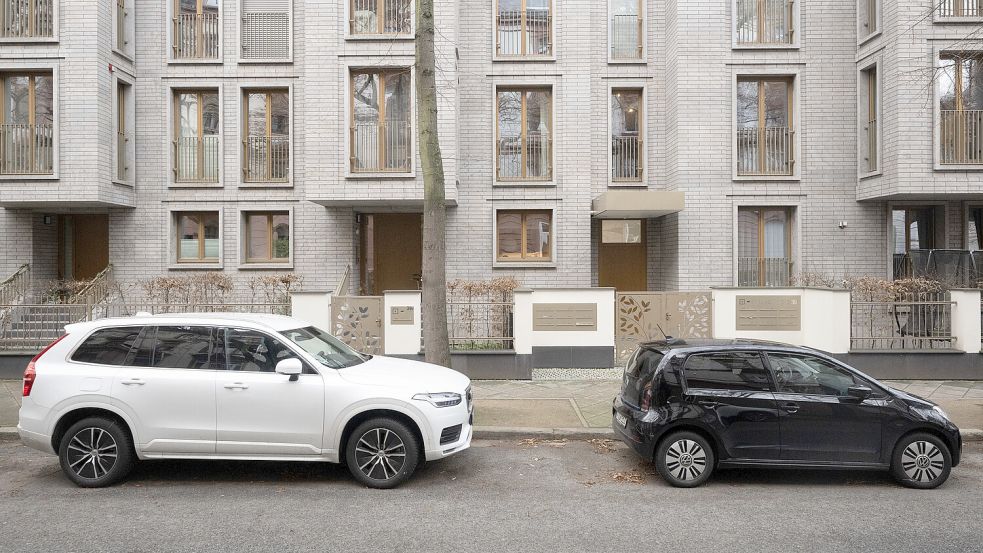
[0,72,54,176]
[495,0,554,58]
[244,211,290,263]
[863,65,878,173]
[175,211,220,263]
[738,206,793,286]
[495,86,553,182]
[241,88,289,183]
[495,209,553,262]
[172,88,218,182]
[172,0,219,60]
[116,80,129,182]
[610,86,644,183]
[349,69,412,173]
[349,0,412,35]
[737,76,795,176]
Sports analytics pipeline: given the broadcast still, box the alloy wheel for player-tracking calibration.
[353,428,406,481]
[901,440,946,483]
[65,427,118,480]
[665,439,707,481]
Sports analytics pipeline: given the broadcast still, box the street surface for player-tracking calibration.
[1,435,981,552]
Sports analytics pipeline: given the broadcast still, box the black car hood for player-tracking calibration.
[888,387,936,409]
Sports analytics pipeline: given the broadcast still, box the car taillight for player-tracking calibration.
[23,334,68,397]
[640,383,654,411]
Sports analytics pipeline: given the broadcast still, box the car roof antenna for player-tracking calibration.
[656,323,674,341]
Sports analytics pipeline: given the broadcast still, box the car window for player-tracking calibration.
[767,353,858,396]
[71,326,145,366]
[224,328,299,373]
[149,326,216,370]
[280,326,365,369]
[683,352,772,392]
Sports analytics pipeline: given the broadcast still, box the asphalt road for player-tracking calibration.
[1,435,981,553]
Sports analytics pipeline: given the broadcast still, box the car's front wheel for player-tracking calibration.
[345,418,420,489]
[655,431,715,488]
[58,416,135,488]
[891,433,952,489]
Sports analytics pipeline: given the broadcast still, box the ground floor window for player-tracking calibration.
[244,211,290,263]
[496,209,552,262]
[891,207,940,279]
[176,211,220,263]
[737,206,793,286]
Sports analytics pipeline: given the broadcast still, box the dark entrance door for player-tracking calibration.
[359,213,422,295]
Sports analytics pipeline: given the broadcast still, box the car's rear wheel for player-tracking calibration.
[655,431,715,488]
[345,418,420,489]
[58,417,135,488]
[891,433,952,489]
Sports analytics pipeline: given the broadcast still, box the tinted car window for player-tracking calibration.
[149,326,216,370]
[683,352,772,392]
[71,326,145,366]
[225,328,297,372]
[768,353,858,396]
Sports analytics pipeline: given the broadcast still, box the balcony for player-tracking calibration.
[243,135,290,183]
[173,12,219,59]
[350,0,411,35]
[174,136,219,183]
[735,0,792,45]
[350,121,412,173]
[612,135,642,182]
[497,132,551,181]
[737,127,794,176]
[610,14,642,60]
[1,123,53,175]
[940,110,983,165]
[1,0,53,38]
[496,9,552,57]
[939,0,983,17]
[894,249,983,286]
[738,257,793,287]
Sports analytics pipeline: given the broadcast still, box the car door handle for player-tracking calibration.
[780,402,800,414]
[120,378,145,386]
[224,382,249,390]
[697,400,721,408]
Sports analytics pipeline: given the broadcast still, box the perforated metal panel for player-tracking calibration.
[241,1,289,60]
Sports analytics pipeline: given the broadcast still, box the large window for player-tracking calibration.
[350,0,411,35]
[683,352,772,392]
[892,207,940,279]
[496,0,552,58]
[496,87,552,181]
[737,77,794,176]
[116,81,133,182]
[173,0,219,59]
[861,65,879,174]
[496,210,552,262]
[610,0,642,60]
[244,211,290,263]
[735,0,793,45]
[1,73,53,175]
[176,212,220,263]
[738,207,793,287]
[116,0,132,53]
[858,0,878,39]
[0,0,54,38]
[611,88,642,182]
[71,327,144,366]
[147,326,216,370]
[350,69,412,173]
[174,89,219,183]
[242,89,289,183]
[939,53,983,165]
[969,208,983,251]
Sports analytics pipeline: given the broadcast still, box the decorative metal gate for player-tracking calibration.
[615,292,713,363]
[331,296,385,355]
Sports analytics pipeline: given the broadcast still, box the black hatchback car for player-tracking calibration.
[612,339,962,489]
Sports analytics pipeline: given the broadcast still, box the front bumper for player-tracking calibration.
[423,404,474,462]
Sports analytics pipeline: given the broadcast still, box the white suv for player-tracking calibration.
[17,313,473,488]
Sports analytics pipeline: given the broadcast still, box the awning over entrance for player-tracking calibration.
[591,190,684,219]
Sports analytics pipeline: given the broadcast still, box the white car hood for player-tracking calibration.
[338,355,470,392]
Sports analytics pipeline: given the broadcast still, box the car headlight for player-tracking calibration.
[933,405,951,421]
[413,392,462,408]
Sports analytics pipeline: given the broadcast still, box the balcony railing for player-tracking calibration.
[939,0,983,17]
[894,249,983,287]
[611,14,642,60]
[1,0,53,38]
[350,0,411,35]
[738,257,793,287]
[350,121,412,173]
[737,126,794,176]
[735,0,792,45]
[1,123,53,175]
[174,135,219,183]
[173,12,219,59]
[243,135,290,182]
[496,9,552,57]
[940,109,983,165]
[865,116,878,172]
[116,0,126,50]
[497,132,552,180]
[116,130,129,181]
[612,135,642,181]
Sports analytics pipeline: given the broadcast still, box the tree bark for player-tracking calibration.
[416,0,451,367]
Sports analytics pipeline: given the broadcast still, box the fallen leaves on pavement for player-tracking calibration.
[517,438,568,448]
[587,439,617,454]
[609,469,645,484]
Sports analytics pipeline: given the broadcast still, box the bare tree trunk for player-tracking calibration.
[416,0,451,367]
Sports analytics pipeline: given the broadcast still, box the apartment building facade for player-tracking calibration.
[0,0,981,299]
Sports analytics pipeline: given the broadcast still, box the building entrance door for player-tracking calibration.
[359,213,422,295]
[58,214,109,280]
[598,219,647,291]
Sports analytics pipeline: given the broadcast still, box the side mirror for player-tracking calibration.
[276,358,303,381]
[846,385,872,400]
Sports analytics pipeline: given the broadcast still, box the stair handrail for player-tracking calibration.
[334,264,352,297]
[68,264,115,307]
[0,264,31,306]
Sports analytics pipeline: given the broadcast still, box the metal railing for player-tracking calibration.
[611,14,642,59]
[350,0,411,34]
[738,257,793,287]
[1,0,53,38]
[940,109,983,165]
[851,292,955,351]
[735,0,792,44]
[173,12,219,59]
[737,126,794,176]
[497,132,551,180]
[116,0,126,50]
[612,135,642,181]
[865,116,878,172]
[350,121,412,172]
[1,123,53,175]
[68,265,115,307]
[939,0,983,17]
[243,135,289,182]
[174,135,219,183]
[447,296,515,351]
[496,9,552,57]
[117,130,129,181]
[0,264,30,306]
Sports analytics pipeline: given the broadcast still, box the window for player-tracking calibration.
[602,219,642,244]
[496,0,552,58]
[737,77,794,176]
[71,327,145,366]
[225,328,297,372]
[0,0,54,38]
[176,212,220,262]
[350,0,411,35]
[735,0,793,45]
[116,0,132,53]
[939,53,983,165]
[892,207,940,279]
[496,87,552,181]
[858,0,878,39]
[143,326,217,370]
[610,0,642,60]
[496,209,552,262]
[173,0,219,59]
[244,211,290,263]
[611,88,643,182]
[738,207,793,286]
[242,89,289,183]
[860,65,878,173]
[683,352,772,392]
[969,208,983,250]
[240,0,290,61]
[350,69,412,173]
[939,0,983,17]
[173,89,219,183]
[1,73,53,175]
[116,80,133,182]
[281,326,366,369]
[767,353,860,396]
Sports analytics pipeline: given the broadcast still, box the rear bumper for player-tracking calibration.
[17,399,55,455]
[612,396,656,460]
[17,425,54,455]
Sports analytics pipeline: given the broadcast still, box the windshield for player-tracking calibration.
[280,326,368,369]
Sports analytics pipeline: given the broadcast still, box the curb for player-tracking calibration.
[474,426,616,440]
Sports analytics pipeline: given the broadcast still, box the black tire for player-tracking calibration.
[58,417,135,488]
[891,432,952,490]
[345,418,420,489]
[655,431,715,488]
